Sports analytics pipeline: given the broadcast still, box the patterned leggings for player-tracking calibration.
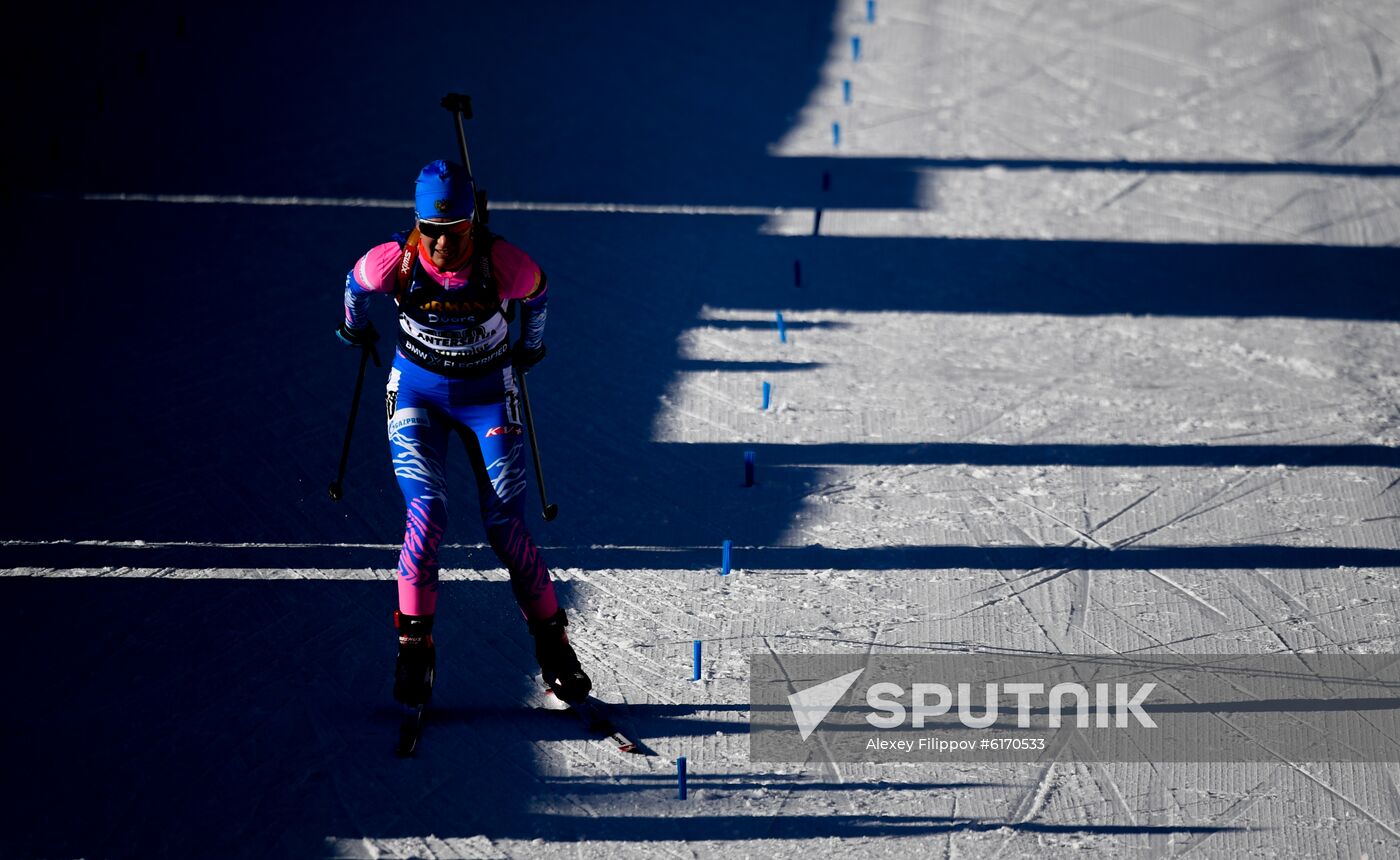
[385,355,558,621]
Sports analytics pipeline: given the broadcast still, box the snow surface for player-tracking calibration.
[2,0,1400,857]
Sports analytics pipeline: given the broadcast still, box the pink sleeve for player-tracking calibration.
[492,239,546,301]
[351,242,405,294]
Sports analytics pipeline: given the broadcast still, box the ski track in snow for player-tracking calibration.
[5,0,1400,857]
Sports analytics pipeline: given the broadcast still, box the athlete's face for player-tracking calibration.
[418,217,473,269]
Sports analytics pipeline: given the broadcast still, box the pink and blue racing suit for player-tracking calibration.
[344,229,557,622]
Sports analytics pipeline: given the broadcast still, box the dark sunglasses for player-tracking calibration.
[417,218,472,240]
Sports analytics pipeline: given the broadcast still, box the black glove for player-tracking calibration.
[335,321,379,348]
[512,341,546,373]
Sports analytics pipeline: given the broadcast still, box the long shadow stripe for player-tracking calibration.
[3,543,1397,571]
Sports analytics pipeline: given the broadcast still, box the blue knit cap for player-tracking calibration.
[414,159,475,221]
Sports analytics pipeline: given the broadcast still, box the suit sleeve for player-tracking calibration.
[343,241,401,329]
[493,240,548,348]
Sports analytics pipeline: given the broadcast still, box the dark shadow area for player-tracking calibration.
[772,231,1400,320]
[0,578,562,858]
[1,1,857,209]
[4,542,1398,571]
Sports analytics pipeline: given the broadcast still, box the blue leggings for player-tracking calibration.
[385,354,558,621]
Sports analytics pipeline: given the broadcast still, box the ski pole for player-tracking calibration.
[516,365,559,521]
[328,340,380,501]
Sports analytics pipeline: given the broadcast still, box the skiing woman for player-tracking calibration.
[336,159,590,709]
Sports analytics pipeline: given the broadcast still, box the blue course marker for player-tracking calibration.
[677,756,688,799]
[776,311,787,343]
[693,640,702,681]
[832,122,841,147]
[842,78,852,104]
[867,0,876,23]
[762,381,771,410]
[722,539,732,575]
[744,450,755,487]
[852,35,861,60]
[794,259,803,286]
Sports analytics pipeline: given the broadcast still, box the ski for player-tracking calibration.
[396,703,426,757]
[542,691,651,755]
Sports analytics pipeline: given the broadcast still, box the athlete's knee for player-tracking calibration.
[483,512,552,593]
[404,496,447,550]
[482,508,537,563]
[481,487,526,533]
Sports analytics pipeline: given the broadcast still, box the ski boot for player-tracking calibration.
[528,609,592,704]
[393,611,436,707]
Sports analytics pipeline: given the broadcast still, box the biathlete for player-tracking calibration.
[336,159,590,707]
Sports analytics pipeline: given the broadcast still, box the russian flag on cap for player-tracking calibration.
[414,159,475,221]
